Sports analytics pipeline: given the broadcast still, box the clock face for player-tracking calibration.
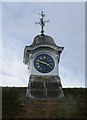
[34,54,55,73]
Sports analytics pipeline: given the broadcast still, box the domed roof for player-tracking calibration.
[32,34,56,46]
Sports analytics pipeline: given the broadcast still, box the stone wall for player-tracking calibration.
[26,75,64,99]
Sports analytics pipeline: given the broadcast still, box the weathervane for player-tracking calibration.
[35,11,49,35]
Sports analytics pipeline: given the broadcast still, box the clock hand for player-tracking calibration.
[37,60,49,66]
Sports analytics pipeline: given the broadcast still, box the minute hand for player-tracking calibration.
[37,60,49,66]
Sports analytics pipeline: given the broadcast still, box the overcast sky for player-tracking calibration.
[1,2,85,87]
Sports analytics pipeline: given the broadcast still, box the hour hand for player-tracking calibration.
[37,60,49,66]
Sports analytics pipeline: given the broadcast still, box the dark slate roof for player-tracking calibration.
[32,34,56,46]
[2,87,87,119]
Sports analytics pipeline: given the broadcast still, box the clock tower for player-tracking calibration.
[23,12,64,99]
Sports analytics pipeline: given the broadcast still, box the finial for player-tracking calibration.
[35,11,49,35]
